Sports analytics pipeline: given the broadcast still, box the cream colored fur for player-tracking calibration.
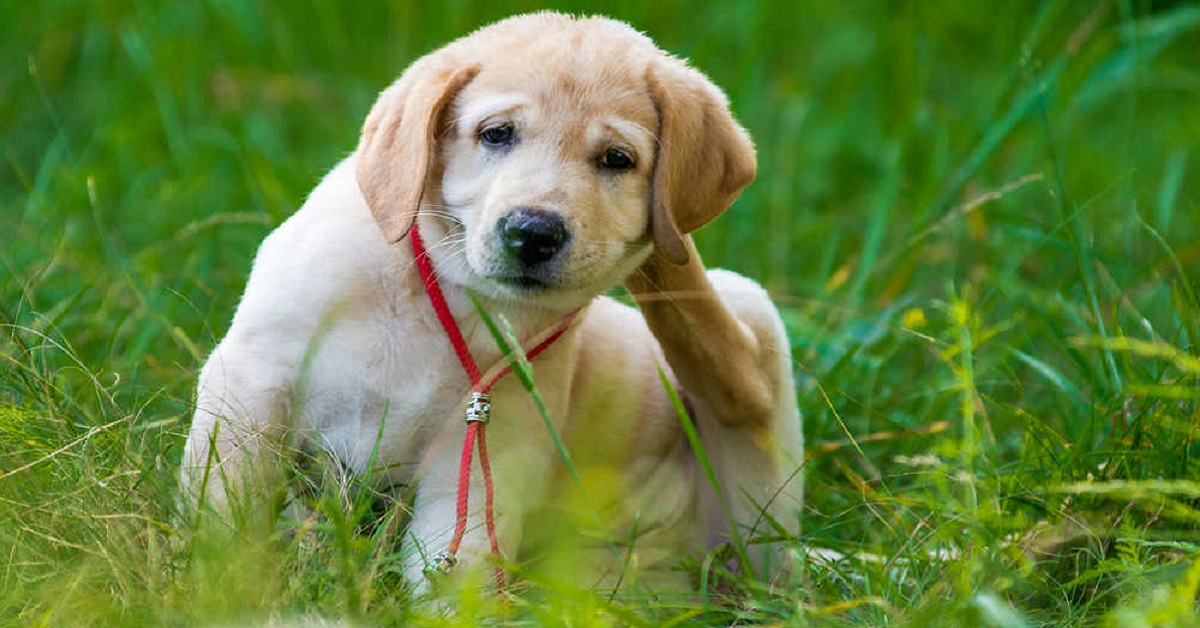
[181,12,803,594]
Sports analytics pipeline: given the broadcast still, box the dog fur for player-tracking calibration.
[181,12,803,594]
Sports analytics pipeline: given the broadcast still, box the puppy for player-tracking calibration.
[181,12,803,594]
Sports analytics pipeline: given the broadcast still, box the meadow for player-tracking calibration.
[2,0,1199,625]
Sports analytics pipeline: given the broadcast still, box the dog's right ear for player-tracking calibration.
[356,61,480,243]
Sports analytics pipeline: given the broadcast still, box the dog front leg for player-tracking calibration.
[403,437,523,595]
[180,343,293,531]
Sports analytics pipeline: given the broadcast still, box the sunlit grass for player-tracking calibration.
[3,0,1199,625]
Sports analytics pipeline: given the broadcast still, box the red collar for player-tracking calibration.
[409,220,576,586]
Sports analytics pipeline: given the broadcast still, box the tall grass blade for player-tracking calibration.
[654,366,752,577]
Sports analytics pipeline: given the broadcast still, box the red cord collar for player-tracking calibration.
[409,220,576,586]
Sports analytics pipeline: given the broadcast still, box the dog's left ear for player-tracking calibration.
[647,62,757,265]
[356,60,481,243]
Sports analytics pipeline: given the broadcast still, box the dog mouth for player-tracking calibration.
[493,272,554,291]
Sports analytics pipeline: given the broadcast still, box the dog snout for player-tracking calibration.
[497,208,570,267]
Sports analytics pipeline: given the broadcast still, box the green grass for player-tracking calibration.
[3,0,1199,625]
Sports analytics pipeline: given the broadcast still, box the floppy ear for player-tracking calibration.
[647,63,757,265]
[356,60,481,243]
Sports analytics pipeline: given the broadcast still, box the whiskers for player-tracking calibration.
[385,203,466,227]
[423,230,470,265]
[414,224,508,297]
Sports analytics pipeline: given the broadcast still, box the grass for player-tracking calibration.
[2,0,1199,625]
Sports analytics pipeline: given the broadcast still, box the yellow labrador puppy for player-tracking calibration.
[181,12,803,593]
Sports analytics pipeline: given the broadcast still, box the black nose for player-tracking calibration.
[497,208,569,267]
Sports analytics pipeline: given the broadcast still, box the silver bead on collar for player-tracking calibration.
[465,391,491,424]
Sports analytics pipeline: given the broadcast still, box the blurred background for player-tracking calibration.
[3,0,1199,624]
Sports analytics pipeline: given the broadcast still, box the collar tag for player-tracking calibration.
[465,391,492,424]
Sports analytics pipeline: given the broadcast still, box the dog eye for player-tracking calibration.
[598,148,635,171]
[479,124,515,147]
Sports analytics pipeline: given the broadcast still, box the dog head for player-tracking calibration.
[356,13,755,308]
